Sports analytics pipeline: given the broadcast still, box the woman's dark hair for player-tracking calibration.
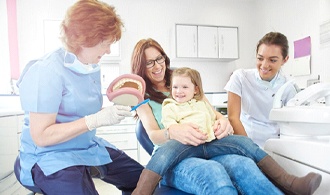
[256,32,289,59]
[131,38,172,103]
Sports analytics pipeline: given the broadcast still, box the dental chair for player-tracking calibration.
[264,82,330,194]
[135,119,193,195]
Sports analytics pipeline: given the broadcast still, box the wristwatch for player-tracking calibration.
[164,128,170,140]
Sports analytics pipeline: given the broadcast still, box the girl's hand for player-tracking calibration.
[213,118,234,139]
[168,123,207,146]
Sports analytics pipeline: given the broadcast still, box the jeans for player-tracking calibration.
[161,155,283,195]
[146,135,266,176]
[161,157,238,195]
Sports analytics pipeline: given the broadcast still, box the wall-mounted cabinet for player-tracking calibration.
[218,27,239,59]
[198,26,218,58]
[175,25,198,58]
[175,24,239,60]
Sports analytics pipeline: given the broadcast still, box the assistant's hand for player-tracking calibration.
[85,105,132,130]
[168,123,208,146]
[213,118,234,139]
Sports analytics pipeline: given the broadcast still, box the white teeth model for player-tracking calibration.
[113,78,143,92]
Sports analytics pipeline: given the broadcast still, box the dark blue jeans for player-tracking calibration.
[23,147,143,195]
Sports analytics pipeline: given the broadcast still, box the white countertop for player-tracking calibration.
[213,103,227,108]
[0,109,24,117]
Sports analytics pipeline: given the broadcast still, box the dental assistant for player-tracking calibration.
[225,32,298,147]
[14,0,143,194]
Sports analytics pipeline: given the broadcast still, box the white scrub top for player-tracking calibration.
[17,48,115,186]
[224,69,297,147]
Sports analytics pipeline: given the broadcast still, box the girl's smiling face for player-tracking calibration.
[171,75,197,103]
[256,44,288,81]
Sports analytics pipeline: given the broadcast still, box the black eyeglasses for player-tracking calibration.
[146,55,166,69]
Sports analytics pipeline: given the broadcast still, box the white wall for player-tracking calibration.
[16,0,258,92]
[13,0,330,92]
[255,0,330,88]
[0,0,12,94]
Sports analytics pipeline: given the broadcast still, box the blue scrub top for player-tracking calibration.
[17,48,116,186]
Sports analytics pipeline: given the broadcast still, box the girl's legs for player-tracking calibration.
[211,154,283,195]
[161,157,237,195]
[145,135,267,176]
[138,135,321,195]
[132,136,265,195]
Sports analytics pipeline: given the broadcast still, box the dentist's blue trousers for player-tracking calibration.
[17,147,144,195]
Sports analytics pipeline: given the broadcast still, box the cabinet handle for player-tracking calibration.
[193,34,196,53]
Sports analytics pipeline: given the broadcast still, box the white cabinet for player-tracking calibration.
[96,117,151,165]
[175,24,239,60]
[198,26,218,58]
[0,112,23,181]
[218,27,239,59]
[0,111,31,195]
[175,25,197,58]
[96,117,139,161]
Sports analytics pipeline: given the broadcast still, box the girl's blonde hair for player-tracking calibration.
[171,67,204,101]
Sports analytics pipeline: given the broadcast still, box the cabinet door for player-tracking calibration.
[0,116,19,179]
[198,26,218,58]
[218,27,239,59]
[175,25,197,58]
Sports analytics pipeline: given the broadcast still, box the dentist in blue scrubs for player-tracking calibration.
[15,0,144,194]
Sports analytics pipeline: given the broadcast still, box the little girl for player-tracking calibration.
[132,67,321,195]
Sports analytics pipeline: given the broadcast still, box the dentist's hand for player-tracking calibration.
[85,105,132,130]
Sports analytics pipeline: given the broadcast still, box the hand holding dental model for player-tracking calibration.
[85,73,150,131]
[85,105,132,130]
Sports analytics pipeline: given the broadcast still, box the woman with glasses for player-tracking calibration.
[130,38,285,195]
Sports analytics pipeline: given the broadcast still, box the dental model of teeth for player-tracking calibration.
[107,74,146,106]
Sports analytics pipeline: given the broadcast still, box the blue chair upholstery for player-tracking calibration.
[135,119,193,195]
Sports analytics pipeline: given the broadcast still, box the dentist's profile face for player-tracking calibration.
[256,44,288,81]
[78,38,113,64]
